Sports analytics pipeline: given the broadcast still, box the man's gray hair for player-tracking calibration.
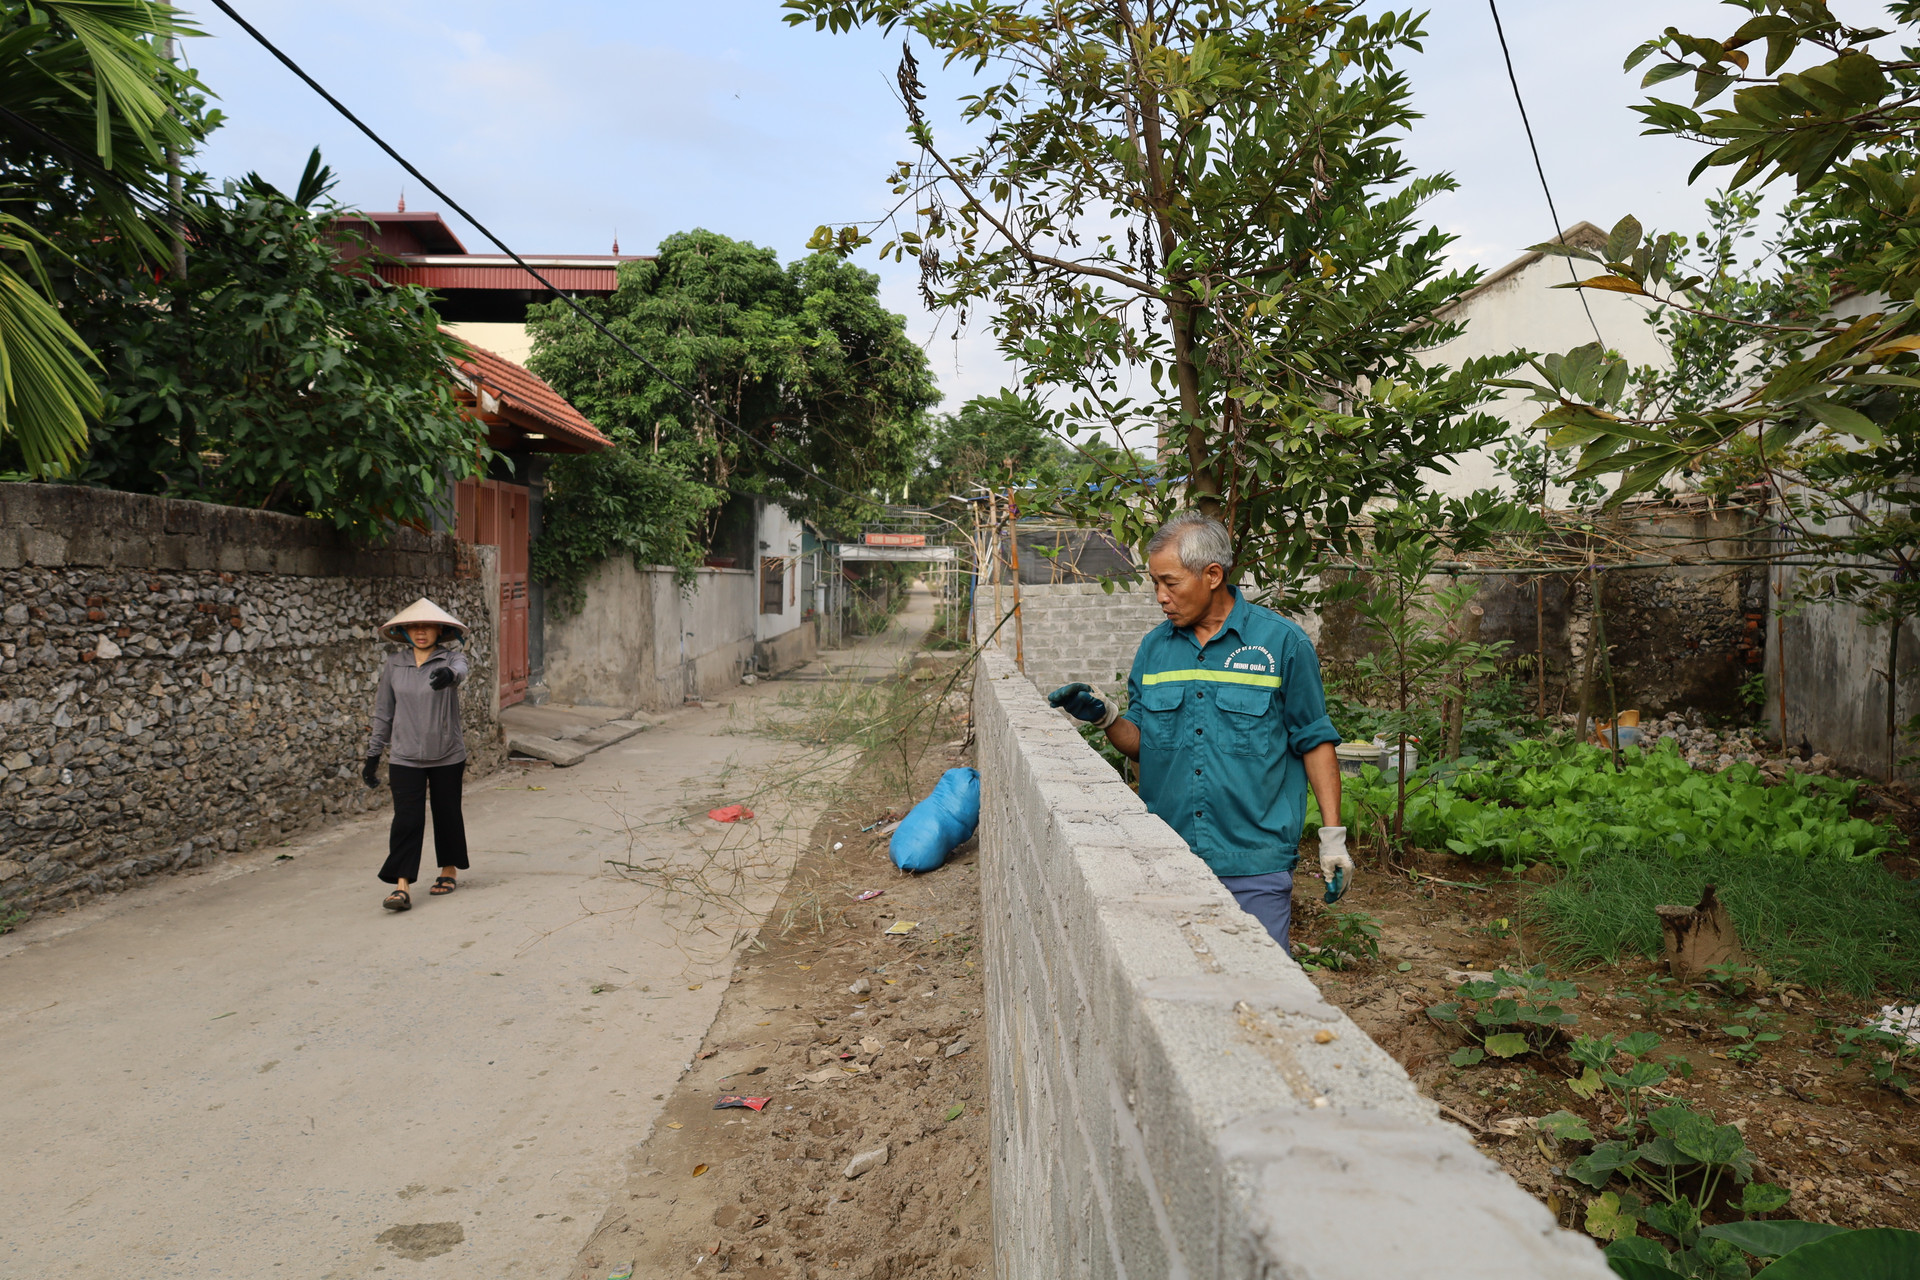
[1146,510,1233,576]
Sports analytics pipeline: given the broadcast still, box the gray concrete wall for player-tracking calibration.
[974,647,1611,1279]
[542,560,758,711]
[0,484,501,919]
[1767,560,1920,780]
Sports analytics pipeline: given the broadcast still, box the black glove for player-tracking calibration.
[362,756,381,788]
[1047,682,1111,725]
[428,666,457,690]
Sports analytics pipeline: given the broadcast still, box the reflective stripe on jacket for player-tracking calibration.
[1122,588,1339,877]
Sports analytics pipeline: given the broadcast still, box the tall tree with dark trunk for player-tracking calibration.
[786,0,1515,587]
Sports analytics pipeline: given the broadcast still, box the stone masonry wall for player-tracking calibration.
[975,648,1611,1279]
[0,484,502,919]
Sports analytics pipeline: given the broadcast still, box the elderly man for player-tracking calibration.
[1048,510,1349,952]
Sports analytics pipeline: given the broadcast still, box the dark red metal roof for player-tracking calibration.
[448,336,613,454]
[334,211,468,256]
[380,260,636,293]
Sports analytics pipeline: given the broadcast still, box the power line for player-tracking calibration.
[1487,0,1607,350]
[205,0,870,505]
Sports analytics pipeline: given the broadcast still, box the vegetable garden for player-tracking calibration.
[1288,707,1920,1276]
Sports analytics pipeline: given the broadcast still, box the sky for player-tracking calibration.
[179,0,1820,409]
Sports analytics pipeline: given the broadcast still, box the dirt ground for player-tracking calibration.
[1291,849,1920,1237]
[570,651,990,1280]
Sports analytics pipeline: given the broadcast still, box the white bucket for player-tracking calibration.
[1335,742,1384,776]
[1372,735,1419,778]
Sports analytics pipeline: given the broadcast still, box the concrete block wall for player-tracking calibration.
[975,582,1165,698]
[974,647,1611,1279]
[0,484,502,920]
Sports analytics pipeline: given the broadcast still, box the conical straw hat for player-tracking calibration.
[381,597,467,644]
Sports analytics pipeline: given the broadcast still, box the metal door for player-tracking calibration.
[454,478,531,707]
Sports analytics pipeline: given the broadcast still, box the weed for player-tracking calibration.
[1474,915,1516,942]
[1528,846,1920,997]
[1829,1022,1919,1096]
[1297,909,1381,971]
[1718,1007,1783,1066]
[1427,963,1578,1066]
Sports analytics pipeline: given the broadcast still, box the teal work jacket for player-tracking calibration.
[1122,588,1340,877]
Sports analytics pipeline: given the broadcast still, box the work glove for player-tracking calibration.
[362,756,381,789]
[1047,682,1118,729]
[428,666,457,690]
[1318,826,1353,903]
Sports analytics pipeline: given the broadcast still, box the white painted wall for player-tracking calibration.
[1419,230,1670,499]
[755,501,805,642]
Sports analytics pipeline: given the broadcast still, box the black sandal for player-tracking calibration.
[430,876,457,896]
[383,888,411,912]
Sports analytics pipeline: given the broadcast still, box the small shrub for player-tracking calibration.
[1297,909,1381,971]
[1426,963,1578,1066]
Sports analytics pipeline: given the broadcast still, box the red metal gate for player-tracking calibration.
[454,478,530,707]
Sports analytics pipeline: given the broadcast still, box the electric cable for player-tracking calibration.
[206,0,874,505]
[1487,0,1607,350]
[0,103,188,226]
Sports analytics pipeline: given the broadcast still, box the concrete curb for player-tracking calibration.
[507,718,653,768]
[975,650,1612,1279]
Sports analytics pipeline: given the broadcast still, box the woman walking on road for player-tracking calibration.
[365,598,471,912]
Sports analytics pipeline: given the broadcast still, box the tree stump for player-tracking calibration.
[1656,884,1745,982]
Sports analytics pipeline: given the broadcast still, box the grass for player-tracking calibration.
[1527,846,1920,997]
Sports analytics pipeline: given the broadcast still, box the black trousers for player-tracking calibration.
[379,761,470,884]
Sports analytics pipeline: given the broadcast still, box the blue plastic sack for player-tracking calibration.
[889,767,981,873]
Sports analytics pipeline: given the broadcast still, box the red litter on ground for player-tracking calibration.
[708,805,754,823]
[854,889,885,901]
[714,1095,770,1111]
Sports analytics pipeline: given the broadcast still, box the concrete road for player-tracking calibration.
[0,593,932,1278]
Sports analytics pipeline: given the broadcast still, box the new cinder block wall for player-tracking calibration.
[975,582,1165,698]
[0,484,501,918]
[974,648,1611,1279]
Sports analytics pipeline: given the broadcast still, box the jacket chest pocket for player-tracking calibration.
[1137,683,1186,749]
[1216,684,1274,755]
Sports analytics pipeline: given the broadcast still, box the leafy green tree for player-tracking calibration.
[912,388,1069,502]
[530,443,722,616]
[526,229,939,536]
[1506,3,1920,661]
[786,0,1515,586]
[41,156,486,530]
[0,0,213,471]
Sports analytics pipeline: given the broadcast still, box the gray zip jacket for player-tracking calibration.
[367,647,469,768]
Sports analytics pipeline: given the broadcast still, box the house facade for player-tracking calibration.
[1418,221,1671,500]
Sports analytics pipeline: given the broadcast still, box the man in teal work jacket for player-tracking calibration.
[1048,510,1349,952]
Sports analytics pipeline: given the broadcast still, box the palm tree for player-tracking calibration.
[0,0,211,472]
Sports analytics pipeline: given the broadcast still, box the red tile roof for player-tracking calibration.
[448,336,613,453]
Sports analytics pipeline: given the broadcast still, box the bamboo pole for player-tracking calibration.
[1006,470,1025,672]
[989,488,1003,654]
[1574,565,1601,745]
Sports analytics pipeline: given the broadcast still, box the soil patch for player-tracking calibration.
[572,657,990,1280]
[1292,851,1920,1237]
